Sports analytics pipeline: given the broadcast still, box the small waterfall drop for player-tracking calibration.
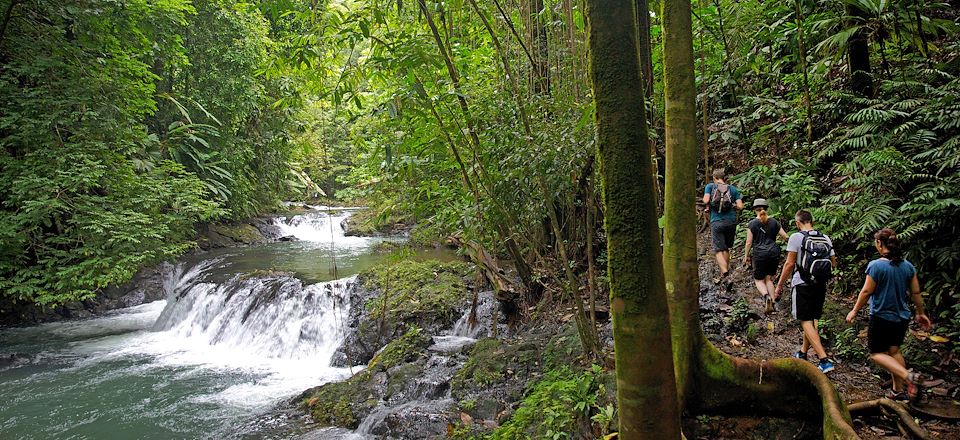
[153,272,355,363]
[429,309,487,353]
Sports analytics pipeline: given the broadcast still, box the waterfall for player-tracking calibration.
[153,271,355,363]
[272,208,374,249]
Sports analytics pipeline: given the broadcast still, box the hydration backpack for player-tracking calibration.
[709,183,733,213]
[798,230,833,284]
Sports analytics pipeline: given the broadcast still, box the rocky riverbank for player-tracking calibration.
[298,259,617,439]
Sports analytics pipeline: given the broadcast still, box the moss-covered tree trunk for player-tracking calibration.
[585,1,682,438]
[661,0,701,408]
[660,1,860,438]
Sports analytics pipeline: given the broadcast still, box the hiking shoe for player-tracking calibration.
[764,295,775,314]
[886,390,909,402]
[818,359,835,374]
[794,351,808,360]
[907,372,925,403]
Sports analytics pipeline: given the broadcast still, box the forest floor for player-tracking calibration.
[695,231,960,439]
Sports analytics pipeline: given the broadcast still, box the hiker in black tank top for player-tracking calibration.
[742,198,788,313]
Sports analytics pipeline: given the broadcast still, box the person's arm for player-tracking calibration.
[774,251,797,300]
[778,227,789,241]
[702,193,710,208]
[910,275,932,330]
[845,275,877,323]
[735,198,744,211]
[831,255,838,268]
[743,228,754,265]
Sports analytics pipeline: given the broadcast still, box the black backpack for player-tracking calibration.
[709,184,733,213]
[798,230,833,284]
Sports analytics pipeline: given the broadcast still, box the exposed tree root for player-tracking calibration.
[847,398,931,440]
[690,340,859,439]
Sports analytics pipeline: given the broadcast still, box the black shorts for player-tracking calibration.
[868,315,910,353]
[792,283,826,321]
[752,258,778,280]
[711,221,736,252]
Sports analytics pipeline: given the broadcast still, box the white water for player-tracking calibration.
[429,309,487,353]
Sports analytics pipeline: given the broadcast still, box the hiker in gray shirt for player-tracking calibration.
[775,209,837,374]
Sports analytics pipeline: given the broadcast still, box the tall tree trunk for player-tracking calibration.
[662,1,860,437]
[662,0,701,407]
[585,1,682,438]
[635,0,654,98]
[846,5,873,97]
[698,0,710,185]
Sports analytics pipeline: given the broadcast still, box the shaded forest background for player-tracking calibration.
[1,0,958,347]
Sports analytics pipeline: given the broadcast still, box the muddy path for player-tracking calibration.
[695,231,960,439]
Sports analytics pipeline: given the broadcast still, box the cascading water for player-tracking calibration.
[0,207,392,440]
[153,273,355,363]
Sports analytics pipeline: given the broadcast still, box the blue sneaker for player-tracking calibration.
[794,351,808,360]
[818,359,835,374]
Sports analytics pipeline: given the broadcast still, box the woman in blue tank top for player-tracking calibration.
[845,228,932,402]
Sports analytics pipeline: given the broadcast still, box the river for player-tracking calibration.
[0,207,449,439]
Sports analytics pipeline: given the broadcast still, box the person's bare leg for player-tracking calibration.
[801,320,828,359]
[754,279,768,296]
[715,251,729,275]
[871,352,910,386]
[890,346,907,391]
[764,277,776,299]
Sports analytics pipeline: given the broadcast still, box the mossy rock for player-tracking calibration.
[451,338,507,392]
[208,223,263,244]
[361,260,473,325]
[541,322,586,369]
[343,208,410,236]
[302,378,374,429]
[367,326,431,374]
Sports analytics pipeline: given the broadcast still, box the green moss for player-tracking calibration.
[542,323,585,369]
[452,338,506,391]
[345,208,409,236]
[486,365,611,440]
[367,326,430,373]
[303,380,367,428]
[209,223,261,243]
[361,259,473,323]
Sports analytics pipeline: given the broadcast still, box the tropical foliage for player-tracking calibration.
[1,0,958,343]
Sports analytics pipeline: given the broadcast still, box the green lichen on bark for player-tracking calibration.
[586,0,682,438]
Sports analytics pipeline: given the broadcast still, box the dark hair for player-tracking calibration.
[712,168,726,180]
[795,209,813,225]
[875,228,903,265]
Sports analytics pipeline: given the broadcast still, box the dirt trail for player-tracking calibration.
[696,231,960,439]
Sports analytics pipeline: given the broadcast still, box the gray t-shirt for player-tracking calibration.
[786,230,835,286]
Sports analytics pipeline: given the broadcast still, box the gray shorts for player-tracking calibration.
[711,221,736,252]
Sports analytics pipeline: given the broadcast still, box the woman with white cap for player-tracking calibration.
[742,198,789,313]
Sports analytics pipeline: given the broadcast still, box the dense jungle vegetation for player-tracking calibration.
[1,0,958,362]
